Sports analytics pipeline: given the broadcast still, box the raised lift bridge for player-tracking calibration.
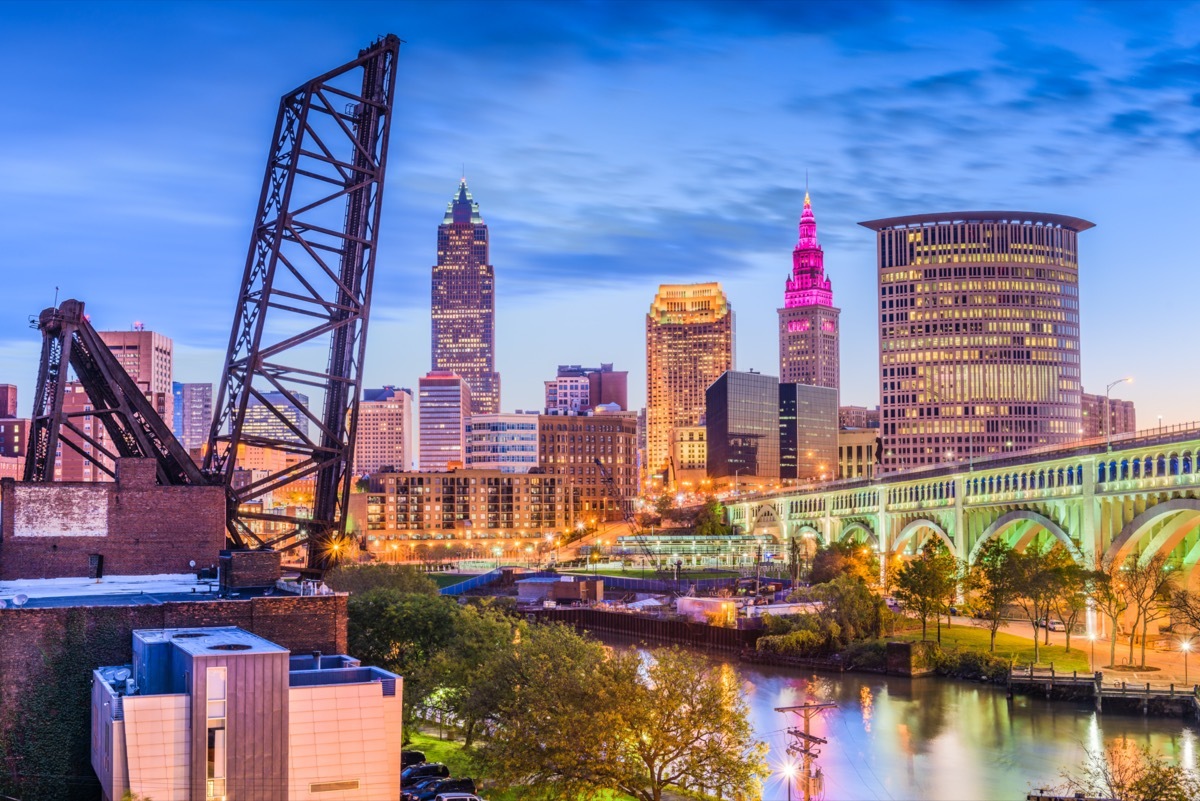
[24,35,402,575]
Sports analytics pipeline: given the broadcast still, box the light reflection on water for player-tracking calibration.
[608,640,1198,801]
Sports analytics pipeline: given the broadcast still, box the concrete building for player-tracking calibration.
[418,371,471,471]
[354,386,414,475]
[55,382,111,481]
[172,382,213,454]
[92,626,401,801]
[466,411,539,473]
[1082,391,1137,439]
[838,427,879,480]
[538,410,638,524]
[838,405,880,429]
[0,384,27,459]
[860,211,1093,472]
[432,179,500,414]
[351,468,567,560]
[544,364,628,413]
[778,193,840,390]
[244,391,310,446]
[780,383,838,481]
[646,283,734,481]
[706,371,781,481]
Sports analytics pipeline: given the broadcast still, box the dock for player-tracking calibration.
[1008,666,1200,717]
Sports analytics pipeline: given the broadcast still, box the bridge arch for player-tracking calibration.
[1105,498,1200,569]
[970,510,1084,565]
[790,523,824,544]
[839,521,879,549]
[747,504,785,543]
[892,519,955,556]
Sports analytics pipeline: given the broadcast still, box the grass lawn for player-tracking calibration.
[888,622,1091,672]
[406,728,638,801]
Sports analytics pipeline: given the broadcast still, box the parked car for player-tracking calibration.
[434,794,483,801]
[401,762,450,784]
[412,778,477,801]
[401,750,427,769]
[402,776,450,801]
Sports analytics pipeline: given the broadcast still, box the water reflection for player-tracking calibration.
[728,656,1198,801]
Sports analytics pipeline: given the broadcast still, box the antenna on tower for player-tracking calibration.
[805,169,809,195]
[53,286,59,306]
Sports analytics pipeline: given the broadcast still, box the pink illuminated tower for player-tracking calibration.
[778,192,840,390]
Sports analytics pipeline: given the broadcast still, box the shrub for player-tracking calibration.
[929,647,1009,682]
[756,629,826,657]
[842,640,888,671]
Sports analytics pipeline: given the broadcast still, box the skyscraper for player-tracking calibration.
[860,211,1093,471]
[543,363,629,413]
[418,371,471,471]
[779,383,838,481]
[645,283,734,480]
[99,328,174,427]
[172,382,213,454]
[354,386,415,475]
[244,391,310,445]
[431,179,500,414]
[778,193,840,390]
[465,412,539,473]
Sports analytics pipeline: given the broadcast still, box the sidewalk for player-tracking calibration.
[960,616,1199,687]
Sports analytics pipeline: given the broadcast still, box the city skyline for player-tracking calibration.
[1,2,1198,427]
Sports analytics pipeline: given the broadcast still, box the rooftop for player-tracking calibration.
[0,573,222,608]
[134,626,287,657]
[858,210,1095,232]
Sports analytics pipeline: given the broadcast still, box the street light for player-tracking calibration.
[1105,377,1132,451]
[734,467,746,496]
[1088,633,1096,674]
[781,760,797,801]
[1183,638,1192,686]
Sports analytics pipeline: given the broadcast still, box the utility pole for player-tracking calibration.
[777,702,836,801]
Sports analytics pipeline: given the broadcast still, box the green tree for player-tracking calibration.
[324,562,439,595]
[602,648,769,801]
[654,492,675,518]
[472,623,619,801]
[427,602,526,746]
[346,589,459,720]
[1012,544,1074,664]
[965,538,1020,652]
[1048,559,1092,654]
[798,574,887,648]
[1058,740,1200,801]
[692,496,728,537]
[892,540,958,643]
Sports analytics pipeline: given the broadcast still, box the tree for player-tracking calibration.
[1048,559,1091,654]
[427,602,526,746]
[691,496,729,537]
[809,541,876,586]
[472,623,621,801]
[324,562,439,595]
[892,540,958,643]
[1057,740,1200,801]
[1122,553,1175,668]
[1091,560,1131,669]
[601,648,769,801]
[654,493,674,519]
[797,574,887,648]
[965,539,1020,652]
[345,589,459,720]
[1168,588,1200,636]
[1011,544,1074,664]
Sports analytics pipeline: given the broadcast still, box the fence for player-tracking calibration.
[535,607,761,652]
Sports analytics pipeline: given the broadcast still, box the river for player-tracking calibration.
[723,659,1199,801]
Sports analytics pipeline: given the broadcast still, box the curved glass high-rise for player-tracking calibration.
[859,211,1094,472]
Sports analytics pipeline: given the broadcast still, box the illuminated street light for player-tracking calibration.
[1183,638,1193,686]
[1104,377,1132,452]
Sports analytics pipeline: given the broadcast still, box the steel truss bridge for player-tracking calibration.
[727,424,1200,591]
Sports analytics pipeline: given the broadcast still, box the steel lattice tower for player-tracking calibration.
[205,35,401,567]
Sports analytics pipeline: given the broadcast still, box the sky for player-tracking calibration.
[1,0,1199,424]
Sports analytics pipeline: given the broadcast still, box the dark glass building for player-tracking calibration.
[779,383,838,481]
[706,371,780,480]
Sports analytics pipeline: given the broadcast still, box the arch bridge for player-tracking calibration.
[726,425,1200,591]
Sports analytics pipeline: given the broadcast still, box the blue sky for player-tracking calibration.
[1,0,1198,423]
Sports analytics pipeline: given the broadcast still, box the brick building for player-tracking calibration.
[1082,391,1137,439]
[0,458,226,580]
[538,410,638,524]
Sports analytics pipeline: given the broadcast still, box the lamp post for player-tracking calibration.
[1183,638,1192,686]
[1105,377,1132,451]
[782,761,796,801]
[1088,633,1096,674]
[734,467,745,497]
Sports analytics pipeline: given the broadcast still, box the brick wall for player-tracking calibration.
[0,594,347,800]
[0,458,227,580]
